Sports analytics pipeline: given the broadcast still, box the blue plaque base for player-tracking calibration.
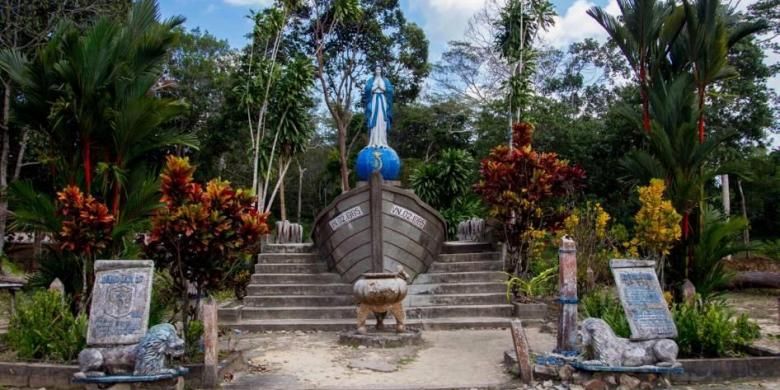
[569,361,683,374]
[72,367,189,384]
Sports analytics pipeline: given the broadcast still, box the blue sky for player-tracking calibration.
[157,0,611,62]
[158,0,778,110]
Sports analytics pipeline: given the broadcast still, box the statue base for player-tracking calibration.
[338,328,423,348]
[356,180,401,187]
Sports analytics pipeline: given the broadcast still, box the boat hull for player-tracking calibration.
[313,184,446,283]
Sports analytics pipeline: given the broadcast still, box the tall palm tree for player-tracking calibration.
[588,0,673,132]
[675,0,766,143]
[622,71,734,278]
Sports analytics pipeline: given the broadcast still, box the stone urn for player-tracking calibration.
[353,267,409,334]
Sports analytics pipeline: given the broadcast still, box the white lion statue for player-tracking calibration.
[579,318,679,367]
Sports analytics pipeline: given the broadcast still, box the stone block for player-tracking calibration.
[619,374,641,390]
[583,378,608,390]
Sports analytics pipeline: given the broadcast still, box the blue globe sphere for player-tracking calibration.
[356,146,401,181]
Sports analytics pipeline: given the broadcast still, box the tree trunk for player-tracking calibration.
[697,86,706,143]
[0,82,12,261]
[297,163,305,223]
[737,178,750,250]
[727,272,780,289]
[640,66,650,133]
[279,163,287,221]
[721,174,730,217]
[338,121,350,193]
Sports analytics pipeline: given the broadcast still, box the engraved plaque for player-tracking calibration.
[328,206,364,231]
[87,260,154,345]
[389,204,427,229]
[611,259,677,340]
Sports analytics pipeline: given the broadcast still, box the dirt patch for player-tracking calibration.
[221,327,556,389]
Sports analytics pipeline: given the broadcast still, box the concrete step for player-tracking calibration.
[220,317,513,332]
[246,283,352,296]
[441,241,494,254]
[429,261,503,273]
[238,304,513,321]
[436,252,501,263]
[243,295,355,307]
[257,253,319,264]
[404,293,508,306]
[254,263,328,274]
[414,271,505,284]
[262,243,314,253]
[251,273,342,284]
[409,282,506,295]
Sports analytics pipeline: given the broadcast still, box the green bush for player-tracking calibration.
[185,319,204,359]
[410,149,484,238]
[505,266,557,302]
[673,297,761,357]
[581,289,631,338]
[7,290,87,362]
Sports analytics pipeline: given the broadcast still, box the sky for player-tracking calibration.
[158,0,779,109]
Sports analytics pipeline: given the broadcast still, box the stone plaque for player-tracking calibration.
[611,259,677,340]
[87,260,154,346]
[329,206,364,231]
[389,204,426,229]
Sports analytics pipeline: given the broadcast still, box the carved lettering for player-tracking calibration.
[612,265,677,340]
[87,262,154,345]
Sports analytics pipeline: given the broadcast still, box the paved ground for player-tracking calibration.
[724,291,780,354]
[221,327,556,389]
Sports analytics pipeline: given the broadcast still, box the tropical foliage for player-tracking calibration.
[474,122,585,274]
[57,186,115,313]
[143,156,269,343]
[7,290,87,362]
[410,149,483,238]
[0,0,197,258]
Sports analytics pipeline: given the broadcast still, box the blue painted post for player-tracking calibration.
[556,236,578,355]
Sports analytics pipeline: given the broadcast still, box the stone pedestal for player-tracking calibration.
[338,329,423,348]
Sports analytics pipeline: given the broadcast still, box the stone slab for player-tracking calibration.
[87,260,154,345]
[338,329,424,348]
[611,260,676,340]
[347,359,398,373]
[610,259,657,269]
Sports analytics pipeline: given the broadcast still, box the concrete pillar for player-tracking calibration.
[556,236,578,355]
[202,298,219,388]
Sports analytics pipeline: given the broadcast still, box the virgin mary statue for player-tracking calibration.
[364,66,394,148]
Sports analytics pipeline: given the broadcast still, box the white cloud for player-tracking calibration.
[407,0,485,56]
[223,0,272,6]
[539,0,619,48]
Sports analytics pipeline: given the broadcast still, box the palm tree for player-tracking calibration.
[675,0,766,143]
[588,0,673,132]
[0,0,197,254]
[622,71,735,279]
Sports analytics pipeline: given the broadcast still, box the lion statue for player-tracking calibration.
[579,318,679,367]
[75,323,185,378]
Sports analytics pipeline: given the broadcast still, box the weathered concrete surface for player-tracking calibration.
[88,260,154,346]
[221,328,556,389]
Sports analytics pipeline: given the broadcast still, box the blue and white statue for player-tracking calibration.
[356,66,400,181]
[364,66,394,148]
